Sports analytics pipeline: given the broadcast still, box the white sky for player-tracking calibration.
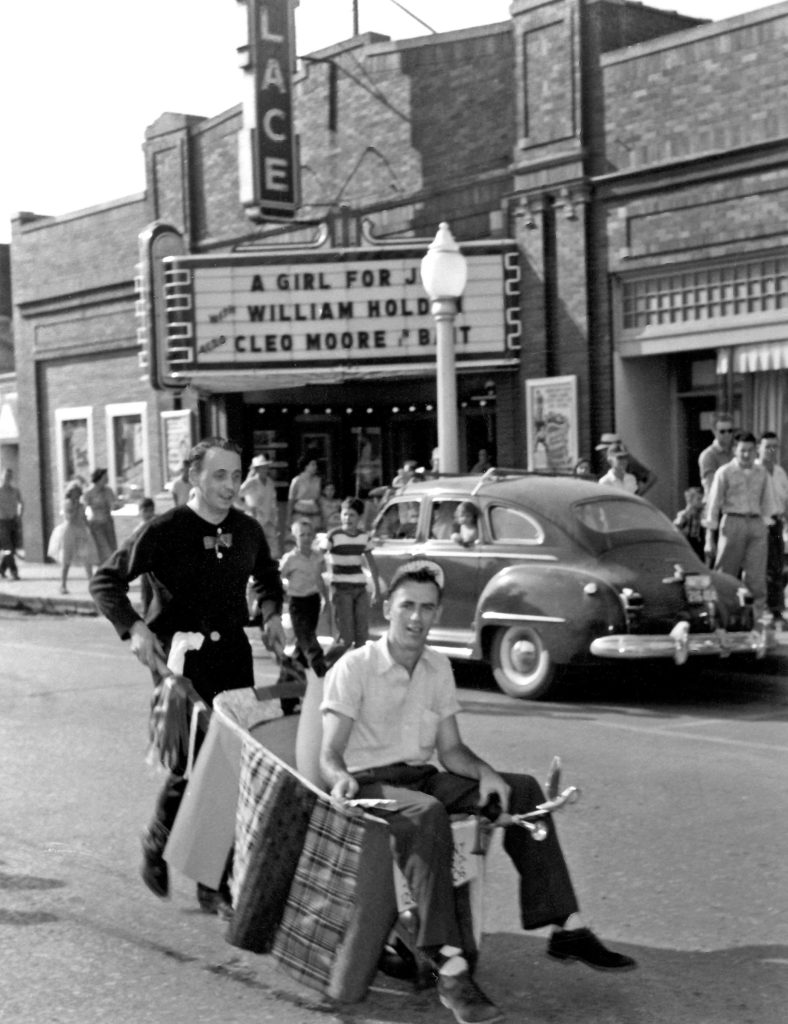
[0,0,773,244]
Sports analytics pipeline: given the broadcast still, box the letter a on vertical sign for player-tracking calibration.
[238,0,299,221]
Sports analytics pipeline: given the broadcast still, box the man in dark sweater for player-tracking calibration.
[90,437,284,911]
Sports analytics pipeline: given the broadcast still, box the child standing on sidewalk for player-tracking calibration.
[673,486,705,560]
[320,496,383,649]
[279,518,328,677]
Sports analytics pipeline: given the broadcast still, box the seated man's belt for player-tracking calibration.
[724,512,761,517]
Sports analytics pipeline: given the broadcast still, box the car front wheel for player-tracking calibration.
[490,625,557,700]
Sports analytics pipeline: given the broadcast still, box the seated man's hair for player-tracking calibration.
[388,558,445,598]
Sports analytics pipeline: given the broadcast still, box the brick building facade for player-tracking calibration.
[11,0,788,559]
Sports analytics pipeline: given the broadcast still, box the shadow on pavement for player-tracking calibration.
[354,932,788,1024]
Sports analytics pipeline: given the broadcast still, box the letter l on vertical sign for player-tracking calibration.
[237,0,299,221]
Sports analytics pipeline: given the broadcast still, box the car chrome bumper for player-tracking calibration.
[590,627,770,662]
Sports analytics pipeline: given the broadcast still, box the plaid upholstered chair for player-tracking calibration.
[163,669,485,1002]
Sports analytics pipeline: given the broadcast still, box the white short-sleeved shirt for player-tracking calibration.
[598,469,638,493]
[321,636,462,772]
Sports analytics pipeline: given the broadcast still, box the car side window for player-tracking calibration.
[488,504,544,544]
[430,500,461,540]
[374,499,422,540]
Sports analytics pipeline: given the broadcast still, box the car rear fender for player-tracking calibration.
[475,564,625,665]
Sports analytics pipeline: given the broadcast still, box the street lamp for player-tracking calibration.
[420,222,468,474]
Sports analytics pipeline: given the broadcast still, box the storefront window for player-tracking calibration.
[623,256,788,330]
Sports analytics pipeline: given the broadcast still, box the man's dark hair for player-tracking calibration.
[188,437,241,472]
[341,496,365,515]
[91,467,107,484]
[760,431,779,442]
[736,431,757,446]
[388,559,445,600]
[138,497,155,513]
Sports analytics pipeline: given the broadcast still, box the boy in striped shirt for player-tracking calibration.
[320,496,383,649]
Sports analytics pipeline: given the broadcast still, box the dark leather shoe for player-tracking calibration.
[196,883,233,921]
[437,970,503,1024]
[547,927,637,971]
[140,831,169,899]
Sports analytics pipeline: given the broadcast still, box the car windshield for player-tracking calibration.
[573,497,673,537]
[374,499,421,540]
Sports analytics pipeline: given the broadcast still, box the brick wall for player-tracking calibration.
[293,27,514,228]
[10,194,167,558]
[602,7,788,175]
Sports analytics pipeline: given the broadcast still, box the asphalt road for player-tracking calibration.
[1,611,786,1024]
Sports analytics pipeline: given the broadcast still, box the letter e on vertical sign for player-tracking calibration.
[238,0,298,221]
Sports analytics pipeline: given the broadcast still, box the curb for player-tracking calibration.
[0,592,98,616]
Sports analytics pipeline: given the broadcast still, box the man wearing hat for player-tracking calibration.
[595,433,657,496]
[240,453,280,557]
[598,442,638,493]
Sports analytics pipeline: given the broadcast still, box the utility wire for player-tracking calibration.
[385,0,437,34]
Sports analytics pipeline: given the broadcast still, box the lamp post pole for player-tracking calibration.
[432,298,460,474]
[420,223,468,476]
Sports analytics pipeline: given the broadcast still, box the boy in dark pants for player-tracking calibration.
[279,518,328,677]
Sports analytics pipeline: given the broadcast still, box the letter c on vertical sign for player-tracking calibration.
[263,108,286,143]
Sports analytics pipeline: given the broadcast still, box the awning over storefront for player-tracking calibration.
[175,358,518,395]
[716,340,788,375]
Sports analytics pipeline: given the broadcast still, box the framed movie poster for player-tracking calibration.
[106,401,149,501]
[161,409,193,484]
[524,375,578,473]
[55,406,94,497]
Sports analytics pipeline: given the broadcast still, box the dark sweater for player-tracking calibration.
[90,505,283,697]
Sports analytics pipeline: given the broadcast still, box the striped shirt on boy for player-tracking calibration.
[321,527,371,586]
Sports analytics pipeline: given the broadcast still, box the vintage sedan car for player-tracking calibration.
[367,470,766,699]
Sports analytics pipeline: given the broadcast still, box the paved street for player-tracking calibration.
[1,611,787,1023]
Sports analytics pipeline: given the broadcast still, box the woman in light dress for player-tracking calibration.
[82,467,122,563]
[48,482,99,593]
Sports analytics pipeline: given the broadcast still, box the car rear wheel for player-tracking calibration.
[490,625,557,700]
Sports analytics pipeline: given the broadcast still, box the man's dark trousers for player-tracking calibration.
[351,764,579,950]
[767,518,785,615]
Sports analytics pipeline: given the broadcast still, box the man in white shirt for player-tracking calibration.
[705,432,779,619]
[321,559,635,1024]
[598,444,638,493]
[756,431,788,620]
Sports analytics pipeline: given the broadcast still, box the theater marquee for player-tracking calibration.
[161,243,520,380]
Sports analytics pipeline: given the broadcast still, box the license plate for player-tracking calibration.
[684,574,716,605]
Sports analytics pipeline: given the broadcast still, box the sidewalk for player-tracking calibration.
[0,558,111,615]
[3,558,788,658]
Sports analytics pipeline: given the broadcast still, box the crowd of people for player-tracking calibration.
[579,418,788,623]
[3,417,787,630]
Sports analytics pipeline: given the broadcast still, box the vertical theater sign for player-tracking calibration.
[237,0,299,221]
